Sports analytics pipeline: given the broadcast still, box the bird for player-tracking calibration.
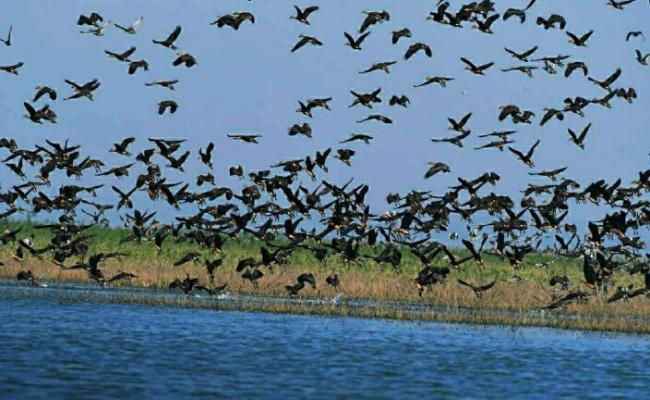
[424,162,451,179]
[33,86,57,102]
[0,62,24,75]
[528,166,568,181]
[198,142,215,167]
[357,114,392,124]
[431,131,471,148]
[110,138,136,156]
[536,14,566,30]
[326,273,340,291]
[114,16,143,34]
[288,123,312,138]
[64,78,100,101]
[173,252,201,267]
[626,31,645,41]
[501,65,538,78]
[565,61,588,77]
[567,124,591,149]
[158,100,178,115]
[404,43,432,60]
[285,272,316,296]
[340,134,373,144]
[359,10,390,33]
[0,25,12,46]
[635,50,650,65]
[588,68,622,91]
[145,80,179,90]
[359,61,396,74]
[128,59,149,75]
[105,46,137,62]
[344,32,371,50]
[291,5,319,25]
[173,53,197,68]
[447,112,472,133]
[388,95,410,107]
[152,26,182,50]
[508,140,541,168]
[391,28,411,44]
[461,57,494,75]
[291,35,323,52]
[502,0,536,23]
[227,134,261,144]
[414,76,454,88]
[107,271,137,284]
[607,0,638,10]
[211,12,255,30]
[80,20,111,36]
[77,12,104,26]
[567,30,594,47]
[458,279,496,298]
[504,46,538,62]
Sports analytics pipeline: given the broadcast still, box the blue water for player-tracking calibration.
[1,294,648,399]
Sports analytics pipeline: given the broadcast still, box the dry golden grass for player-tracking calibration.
[2,222,650,333]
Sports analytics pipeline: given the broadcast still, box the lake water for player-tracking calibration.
[1,289,649,399]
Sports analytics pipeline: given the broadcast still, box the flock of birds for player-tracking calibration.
[2,1,650,310]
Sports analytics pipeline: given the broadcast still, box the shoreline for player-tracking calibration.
[3,280,650,335]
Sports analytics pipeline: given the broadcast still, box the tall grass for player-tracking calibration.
[2,220,650,332]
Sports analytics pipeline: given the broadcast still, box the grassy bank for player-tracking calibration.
[1,221,649,333]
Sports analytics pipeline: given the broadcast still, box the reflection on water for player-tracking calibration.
[0,290,648,399]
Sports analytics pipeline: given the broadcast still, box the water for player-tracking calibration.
[1,293,649,399]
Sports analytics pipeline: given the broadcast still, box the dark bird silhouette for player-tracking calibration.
[588,68,622,91]
[286,272,316,296]
[326,273,340,291]
[567,124,591,149]
[64,78,100,101]
[424,162,450,179]
[461,57,494,75]
[344,31,371,50]
[115,17,143,34]
[391,28,411,44]
[567,30,594,47]
[359,10,389,33]
[0,62,24,75]
[110,137,136,156]
[291,35,323,52]
[158,100,178,115]
[404,43,432,60]
[414,76,454,88]
[458,279,496,298]
[145,80,179,90]
[626,31,644,41]
[153,25,182,50]
[389,95,410,107]
[211,12,255,30]
[105,46,137,62]
[173,53,197,68]
[291,5,319,25]
[0,25,13,46]
[565,61,588,77]
[536,14,566,30]
[227,134,261,144]
[78,13,103,26]
[128,59,149,75]
[508,140,541,168]
[359,61,396,74]
[504,46,538,62]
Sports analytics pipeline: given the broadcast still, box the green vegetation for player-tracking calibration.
[2,221,650,333]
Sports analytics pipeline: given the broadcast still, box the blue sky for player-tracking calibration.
[0,0,648,227]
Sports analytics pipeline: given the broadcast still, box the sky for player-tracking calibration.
[0,0,648,229]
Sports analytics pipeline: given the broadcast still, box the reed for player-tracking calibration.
[2,221,650,333]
